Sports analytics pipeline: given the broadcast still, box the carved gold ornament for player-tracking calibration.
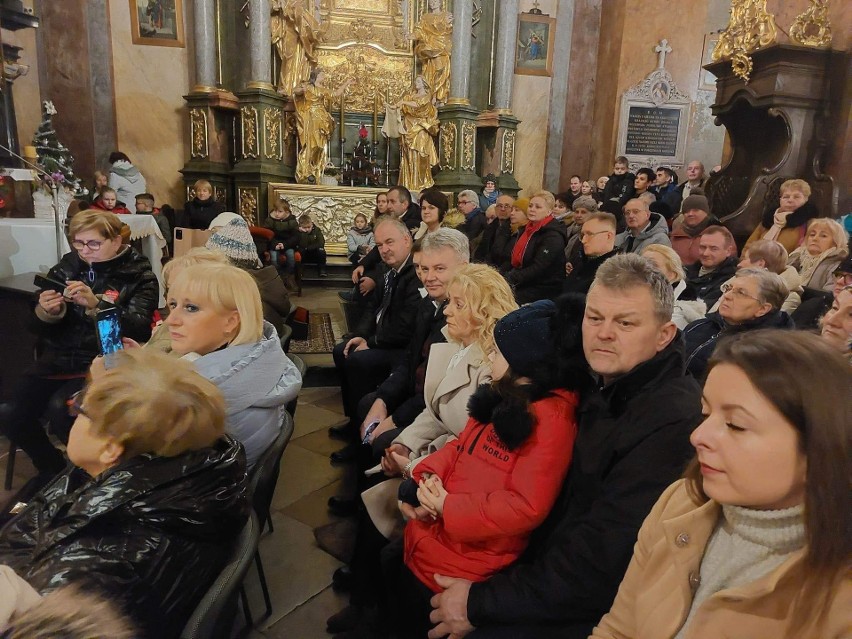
[214,187,227,204]
[790,0,832,48]
[238,187,259,225]
[461,122,476,171]
[264,107,283,160]
[241,106,259,159]
[501,130,516,175]
[317,46,410,113]
[440,122,457,170]
[712,0,777,83]
[190,108,209,159]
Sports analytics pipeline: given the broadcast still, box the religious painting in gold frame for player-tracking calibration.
[515,13,555,77]
[129,0,185,48]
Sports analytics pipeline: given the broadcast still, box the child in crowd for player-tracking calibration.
[298,213,328,277]
[601,155,635,210]
[135,192,171,244]
[263,198,300,286]
[87,170,109,204]
[346,212,375,265]
[90,187,130,214]
[552,192,573,223]
[396,299,586,634]
[744,178,820,254]
[178,179,225,229]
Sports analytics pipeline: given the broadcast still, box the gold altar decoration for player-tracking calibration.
[264,107,283,160]
[398,76,440,192]
[501,130,516,174]
[789,0,832,48]
[238,187,259,225]
[271,0,323,96]
[317,45,411,113]
[269,183,390,252]
[316,0,408,53]
[294,74,350,183]
[190,108,208,159]
[440,122,457,170]
[411,0,453,105]
[712,0,777,83]
[461,122,476,171]
[241,106,259,159]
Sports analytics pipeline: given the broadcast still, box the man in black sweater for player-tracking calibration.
[426,253,702,639]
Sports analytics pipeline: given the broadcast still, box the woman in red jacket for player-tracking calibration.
[396,296,588,634]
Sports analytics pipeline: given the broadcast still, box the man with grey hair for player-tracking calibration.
[616,197,671,254]
[678,160,706,200]
[457,188,487,245]
[427,252,702,639]
[327,229,470,511]
[684,267,793,379]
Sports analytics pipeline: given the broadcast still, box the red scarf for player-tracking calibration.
[511,215,553,268]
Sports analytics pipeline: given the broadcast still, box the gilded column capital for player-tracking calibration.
[712,0,777,83]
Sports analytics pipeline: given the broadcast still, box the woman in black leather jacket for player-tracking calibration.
[0,349,248,639]
[1,210,159,478]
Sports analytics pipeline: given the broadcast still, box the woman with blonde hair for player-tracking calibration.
[1,209,158,484]
[641,244,706,329]
[0,349,248,639]
[786,217,849,292]
[591,330,851,639]
[503,189,568,304]
[164,262,301,466]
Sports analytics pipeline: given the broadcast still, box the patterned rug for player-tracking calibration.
[288,312,336,354]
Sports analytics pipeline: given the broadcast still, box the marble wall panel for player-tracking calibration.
[108,0,194,207]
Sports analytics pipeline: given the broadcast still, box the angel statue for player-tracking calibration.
[409,0,452,105]
[397,76,439,192]
[271,0,323,96]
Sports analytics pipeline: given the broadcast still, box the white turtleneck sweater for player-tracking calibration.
[674,503,805,639]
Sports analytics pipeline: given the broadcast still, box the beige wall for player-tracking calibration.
[511,0,558,196]
[108,0,193,206]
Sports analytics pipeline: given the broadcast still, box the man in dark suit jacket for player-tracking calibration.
[332,217,422,462]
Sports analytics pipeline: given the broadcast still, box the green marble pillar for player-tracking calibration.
[434,101,482,194]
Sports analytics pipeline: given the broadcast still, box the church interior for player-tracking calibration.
[0,0,850,638]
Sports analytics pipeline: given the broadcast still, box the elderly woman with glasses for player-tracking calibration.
[683,268,794,379]
[1,210,158,486]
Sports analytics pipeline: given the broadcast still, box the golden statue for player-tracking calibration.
[410,0,452,105]
[293,70,350,184]
[397,76,439,192]
[271,0,322,96]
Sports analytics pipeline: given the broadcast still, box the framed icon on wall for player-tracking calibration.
[515,12,555,77]
[129,0,185,48]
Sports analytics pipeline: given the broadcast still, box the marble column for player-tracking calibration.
[449,0,473,102]
[544,0,576,191]
[193,0,217,91]
[247,0,273,89]
[493,0,519,111]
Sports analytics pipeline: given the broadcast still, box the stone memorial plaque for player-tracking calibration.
[625,106,681,157]
[616,39,691,171]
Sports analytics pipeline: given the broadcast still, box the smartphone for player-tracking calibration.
[33,273,67,294]
[362,418,381,445]
[174,228,183,240]
[95,307,124,363]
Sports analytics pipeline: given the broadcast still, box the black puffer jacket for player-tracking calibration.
[0,436,249,639]
[176,197,225,230]
[503,218,568,304]
[33,247,159,374]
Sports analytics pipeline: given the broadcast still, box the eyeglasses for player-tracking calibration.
[720,283,762,302]
[67,390,89,418]
[580,230,610,239]
[71,239,104,250]
[833,270,852,283]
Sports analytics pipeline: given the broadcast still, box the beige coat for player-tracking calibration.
[362,338,491,538]
[590,480,852,639]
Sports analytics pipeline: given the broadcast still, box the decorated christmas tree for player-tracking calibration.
[32,100,87,196]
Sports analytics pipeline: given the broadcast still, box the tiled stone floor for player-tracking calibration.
[0,285,356,638]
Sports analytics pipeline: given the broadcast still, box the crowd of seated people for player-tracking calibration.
[1,159,849,639]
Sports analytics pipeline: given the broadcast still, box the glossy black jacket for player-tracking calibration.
[33,247,159,374]
[0,436,249,639]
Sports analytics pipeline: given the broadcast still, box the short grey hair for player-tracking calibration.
[735,268,789,311]
[374,215,412,242]
[458,190,478,206]
[590,253,674,324]
[421,228,470,264]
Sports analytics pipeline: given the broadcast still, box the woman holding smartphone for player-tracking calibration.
[1,210,158,490]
